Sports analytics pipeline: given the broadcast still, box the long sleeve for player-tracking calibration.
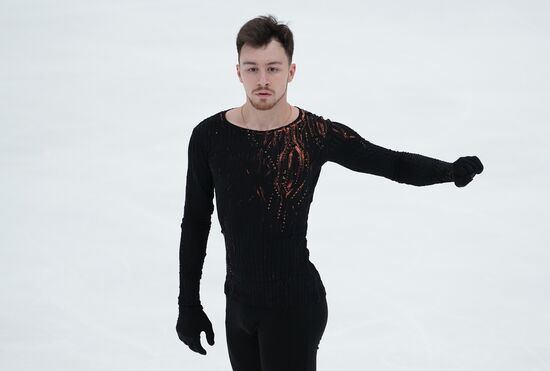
[178,125,215,308]
[323,119,455,186]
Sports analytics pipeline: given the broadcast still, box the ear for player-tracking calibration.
[236,64,243,83]
[287,63,296,82]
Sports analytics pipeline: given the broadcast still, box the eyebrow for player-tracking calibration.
[241,61,283,66]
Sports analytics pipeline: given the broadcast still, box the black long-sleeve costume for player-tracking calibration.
[178,107,455,309]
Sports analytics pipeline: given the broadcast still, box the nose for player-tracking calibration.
[258,70,269,86]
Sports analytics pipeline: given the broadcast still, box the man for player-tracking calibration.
[176,14,484,371]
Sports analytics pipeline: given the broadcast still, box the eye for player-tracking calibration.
[247,67,257,72]
[269,67,279,72]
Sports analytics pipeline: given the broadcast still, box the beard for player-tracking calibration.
[248,84,288,111]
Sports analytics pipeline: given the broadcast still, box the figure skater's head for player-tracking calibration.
[235,15,296,111]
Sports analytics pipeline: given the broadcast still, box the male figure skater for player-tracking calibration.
[176,14,484,371]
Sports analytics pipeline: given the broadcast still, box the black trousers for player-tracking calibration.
[225,294,328,371]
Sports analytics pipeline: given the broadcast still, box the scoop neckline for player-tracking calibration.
[221,106,304,134]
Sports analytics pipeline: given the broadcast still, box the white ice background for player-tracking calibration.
[1,0,549,370]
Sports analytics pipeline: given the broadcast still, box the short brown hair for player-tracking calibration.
[236,15,294,65]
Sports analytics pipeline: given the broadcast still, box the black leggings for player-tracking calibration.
[225,295,328,371]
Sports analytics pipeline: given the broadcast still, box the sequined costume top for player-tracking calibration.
[178,106,455,309]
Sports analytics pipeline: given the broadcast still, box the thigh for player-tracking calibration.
[225,295,262,371]
[258,296,328,371]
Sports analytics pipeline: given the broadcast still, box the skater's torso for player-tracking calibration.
[207,107,329,307]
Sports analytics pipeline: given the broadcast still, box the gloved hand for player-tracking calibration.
[453,156,484,187]
[176,305,215,355]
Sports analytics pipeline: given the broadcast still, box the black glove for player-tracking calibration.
[452,156,484,187]
[176,305,215,355]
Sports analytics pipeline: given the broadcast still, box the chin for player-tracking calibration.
[250,99,275,111]
[249,95,282,111]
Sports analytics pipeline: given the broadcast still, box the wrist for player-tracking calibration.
[179,303,203,314]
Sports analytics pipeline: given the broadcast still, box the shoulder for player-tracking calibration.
[308,111,362,137]
[190,108,230,138]
[299,108,335,138]
[194,110,225,131]
[187,109,231,153]
[300,107,327,121]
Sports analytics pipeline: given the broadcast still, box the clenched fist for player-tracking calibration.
[453,156,484,187]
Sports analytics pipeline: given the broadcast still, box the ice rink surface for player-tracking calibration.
[1,0,549,370]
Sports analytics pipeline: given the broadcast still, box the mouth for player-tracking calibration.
[256,91,272,96]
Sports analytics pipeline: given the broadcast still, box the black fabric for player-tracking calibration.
[176,304,215,355]
[453,155,484,187]
[178,106,476,310]
[225,294,328,371]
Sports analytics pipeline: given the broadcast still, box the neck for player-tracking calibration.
[241,100,293,131]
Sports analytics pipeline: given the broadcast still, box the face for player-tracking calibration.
[237,38,296,111]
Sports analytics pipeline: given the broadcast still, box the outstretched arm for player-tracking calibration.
[322,119,483,186]
[178,125,215,309]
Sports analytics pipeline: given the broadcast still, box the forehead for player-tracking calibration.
[240,39,287,64]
